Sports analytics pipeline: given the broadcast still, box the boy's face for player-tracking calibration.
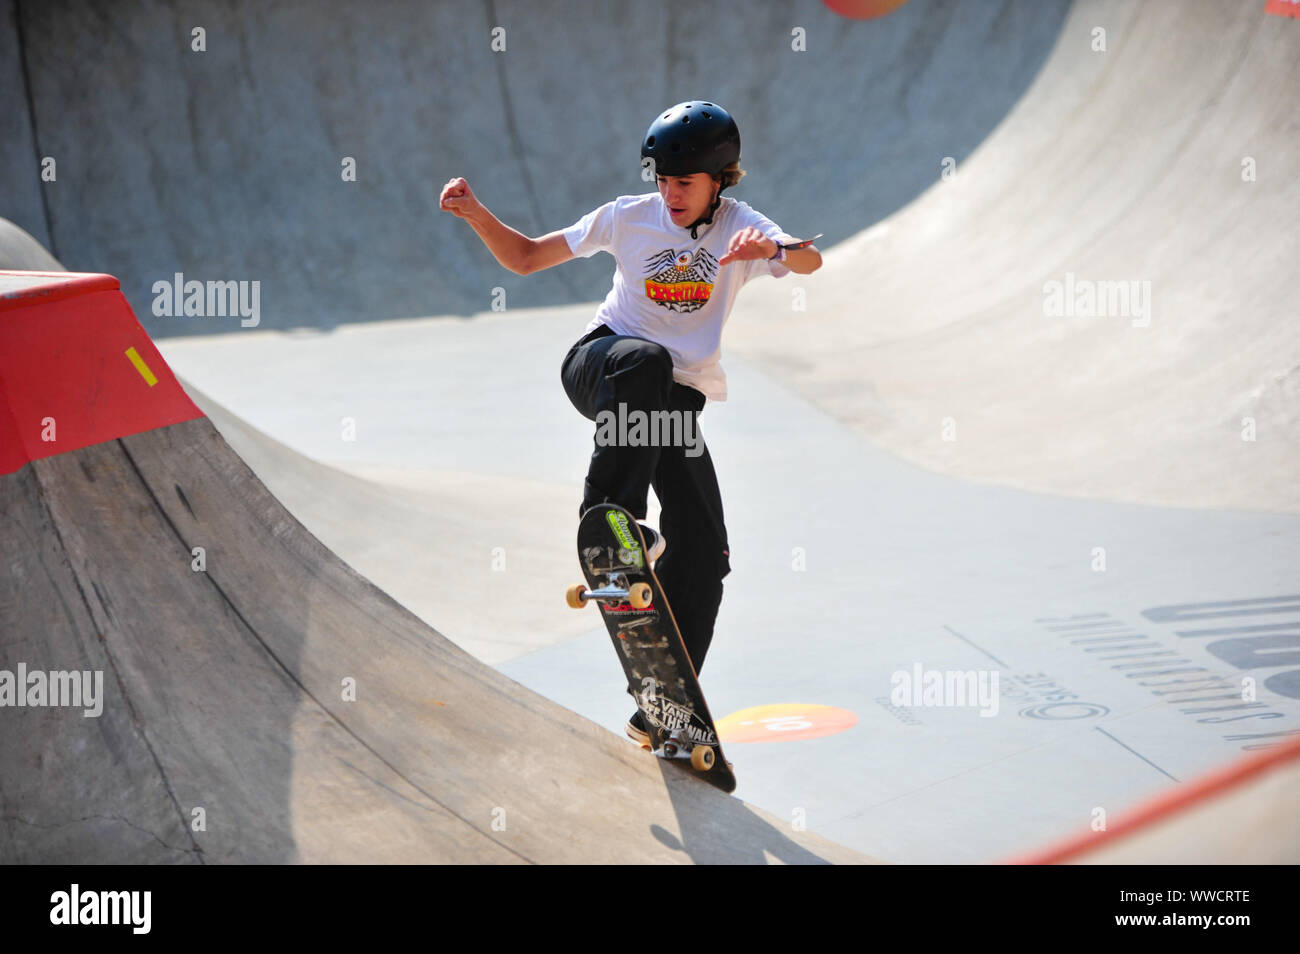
[657,172,720,227]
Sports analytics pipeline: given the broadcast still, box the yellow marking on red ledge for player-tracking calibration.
[125,346,158,387]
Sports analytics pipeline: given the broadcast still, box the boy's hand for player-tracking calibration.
[439,177,484,220]
[718,227,778,265]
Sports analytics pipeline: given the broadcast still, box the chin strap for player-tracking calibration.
[687,185,724,240]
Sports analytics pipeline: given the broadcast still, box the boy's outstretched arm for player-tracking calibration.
[439,177,574,275]
[718,226,822,275]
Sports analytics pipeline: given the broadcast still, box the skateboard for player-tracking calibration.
[566,503,736,793]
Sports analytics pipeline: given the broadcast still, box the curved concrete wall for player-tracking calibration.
[0,0,1068,336]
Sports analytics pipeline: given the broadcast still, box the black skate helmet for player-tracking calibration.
[642,101,741,237]
[641,100,741,178]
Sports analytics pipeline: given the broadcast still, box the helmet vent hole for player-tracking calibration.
[646,136,655,147]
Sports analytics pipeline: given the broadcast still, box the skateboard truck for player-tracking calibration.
[659,732,717,771]
[566,577,652,609]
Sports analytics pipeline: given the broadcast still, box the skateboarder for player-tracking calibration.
[439,100,821,746]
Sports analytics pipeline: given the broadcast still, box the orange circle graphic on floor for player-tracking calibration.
[717,704,858,743]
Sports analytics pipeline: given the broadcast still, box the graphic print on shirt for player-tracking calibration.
[642,247,719,314]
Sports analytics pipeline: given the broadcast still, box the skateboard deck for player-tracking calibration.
[567,503,736,793]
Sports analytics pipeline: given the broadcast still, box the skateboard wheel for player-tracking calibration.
[628,582,652,609]
[565,583,587,608]
[691,746,716,771]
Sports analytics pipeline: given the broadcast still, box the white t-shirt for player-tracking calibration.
[563,193,795,401]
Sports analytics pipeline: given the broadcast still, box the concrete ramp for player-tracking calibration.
[0,270,872,863]
[0,218,62,272]
[729,0,1300,514]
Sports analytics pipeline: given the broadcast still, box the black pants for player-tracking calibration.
[561,323,731,675]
